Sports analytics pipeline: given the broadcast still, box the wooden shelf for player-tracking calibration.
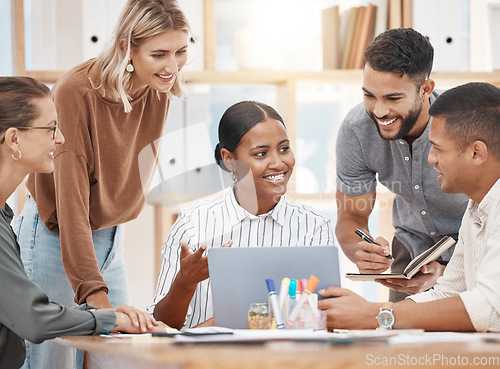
[184,70,363,84]
[15,69,363,85]
[16,69,500,86]
[431,71,500,83]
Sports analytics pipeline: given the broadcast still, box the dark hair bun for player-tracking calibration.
[214,143,229,172]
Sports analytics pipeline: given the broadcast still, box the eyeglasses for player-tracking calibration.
[17,121,59,140]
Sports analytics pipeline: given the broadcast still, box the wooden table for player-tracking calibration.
[57,333,500,369]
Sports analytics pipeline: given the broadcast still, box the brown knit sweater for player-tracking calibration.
[27,59,169,304]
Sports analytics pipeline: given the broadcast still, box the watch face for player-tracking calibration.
[377,310,394,329]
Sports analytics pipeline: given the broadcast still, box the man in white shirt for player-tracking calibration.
[318,82,500,332]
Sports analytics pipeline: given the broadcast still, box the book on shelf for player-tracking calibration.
[322,5,340,70]
[346,5,367,69]
[388,0,402,29]
[345,236,456,281]
[402,0,413,28]
[339,5,379,69]
[350,4,377,69]
[340,6,359,69]
[322,2,396,70]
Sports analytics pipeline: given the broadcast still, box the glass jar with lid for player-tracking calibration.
[247,302,271,329]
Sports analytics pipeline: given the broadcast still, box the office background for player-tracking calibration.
[3,0,500,310]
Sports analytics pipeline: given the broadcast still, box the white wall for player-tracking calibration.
[0,0,13,75]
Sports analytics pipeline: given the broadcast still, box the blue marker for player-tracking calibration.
[266,279,285,329]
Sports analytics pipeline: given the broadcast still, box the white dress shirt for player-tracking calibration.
[410,178,500,332]
[148,187,334,328]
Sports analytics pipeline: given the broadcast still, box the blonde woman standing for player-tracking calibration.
[15,1,191,368]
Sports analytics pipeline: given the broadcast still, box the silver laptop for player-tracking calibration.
[207,246,340,329]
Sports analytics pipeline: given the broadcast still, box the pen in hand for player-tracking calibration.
[355,229,394,260]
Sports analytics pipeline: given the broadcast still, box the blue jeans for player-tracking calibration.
[15,196,129,369]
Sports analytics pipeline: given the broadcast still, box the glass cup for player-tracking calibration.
[286,294,327,331]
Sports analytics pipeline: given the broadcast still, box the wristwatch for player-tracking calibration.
[376,302,395,329]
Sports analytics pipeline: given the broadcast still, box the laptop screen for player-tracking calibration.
[208,246,340,329]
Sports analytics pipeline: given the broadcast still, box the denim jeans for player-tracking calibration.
[15,196,129,369]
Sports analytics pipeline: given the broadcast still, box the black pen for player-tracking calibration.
[355,229,394,260]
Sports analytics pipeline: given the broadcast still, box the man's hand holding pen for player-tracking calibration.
[354,229,394,274]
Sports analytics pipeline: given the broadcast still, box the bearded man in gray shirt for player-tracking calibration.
[335,28,468,302]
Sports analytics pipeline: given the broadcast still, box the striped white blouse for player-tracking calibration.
[410,178,500,332]
[147,187,335,328]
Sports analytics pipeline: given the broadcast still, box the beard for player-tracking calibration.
[369,99,423,141]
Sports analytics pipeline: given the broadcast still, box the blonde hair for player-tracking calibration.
[95,0,190,112]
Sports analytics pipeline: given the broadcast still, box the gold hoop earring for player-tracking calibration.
[231,171,237,182]
[126,61,134,73]
[12,149,22,161]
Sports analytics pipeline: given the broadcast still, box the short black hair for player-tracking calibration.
[429,82,500,159]
[214,101,285,172]
[364,28,434,86]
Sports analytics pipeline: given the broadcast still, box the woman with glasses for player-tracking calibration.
[0,76,159,369]
[15,0,191,368]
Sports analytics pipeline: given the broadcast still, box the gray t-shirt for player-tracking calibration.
[335,91,469,260]
[0,205,116,369]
